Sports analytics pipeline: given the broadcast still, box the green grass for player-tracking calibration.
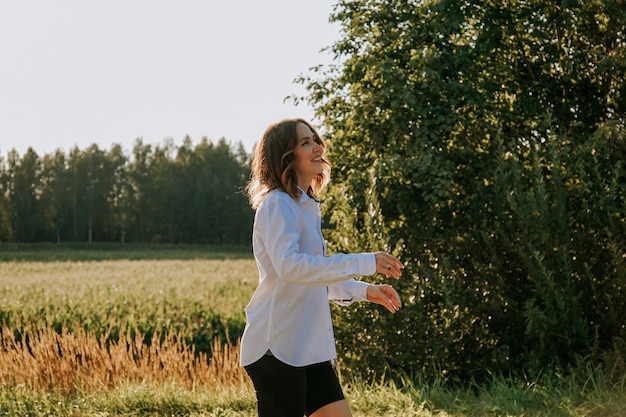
[1,374,624,416]
[1,244,625,416]
[0,383,258,417]
[0,242,253,261]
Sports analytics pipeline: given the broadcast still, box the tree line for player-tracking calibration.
[0,137,253,245]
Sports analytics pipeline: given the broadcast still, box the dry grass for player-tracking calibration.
[0,323,248,395]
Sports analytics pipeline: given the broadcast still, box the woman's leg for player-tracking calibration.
[309,399,352,417]
[304,361,352,417]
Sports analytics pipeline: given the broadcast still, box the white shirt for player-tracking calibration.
[240,189,376,367]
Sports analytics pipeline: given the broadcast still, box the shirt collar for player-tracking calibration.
[297,187,319,204]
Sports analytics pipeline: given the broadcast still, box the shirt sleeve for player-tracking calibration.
[328,279,371,306]
[256,194,376,286]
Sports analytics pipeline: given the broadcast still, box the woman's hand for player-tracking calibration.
[374,252,404,279]
[366,284,402,314]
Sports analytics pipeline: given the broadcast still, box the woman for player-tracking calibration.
[241,118,404,417]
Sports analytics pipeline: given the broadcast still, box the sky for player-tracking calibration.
[0,0,341,157]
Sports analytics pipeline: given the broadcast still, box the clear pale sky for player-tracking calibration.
[0,0,340,157]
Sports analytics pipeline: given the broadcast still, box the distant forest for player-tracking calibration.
[0,137,253,245]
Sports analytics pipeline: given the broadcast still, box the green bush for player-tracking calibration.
[327,127,625,381]
[307,0,626,381]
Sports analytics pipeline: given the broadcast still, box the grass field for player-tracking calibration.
[1,244,625,416]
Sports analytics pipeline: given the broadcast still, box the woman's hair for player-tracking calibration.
[246,118,331,209]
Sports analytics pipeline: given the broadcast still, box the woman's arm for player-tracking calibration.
[328,280,402,313]
[257,195,376,286]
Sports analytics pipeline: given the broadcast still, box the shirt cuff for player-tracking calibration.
[359,253,377,276]
[352,279,371,302]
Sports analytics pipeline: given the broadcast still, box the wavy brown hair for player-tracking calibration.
[246,118,331,209]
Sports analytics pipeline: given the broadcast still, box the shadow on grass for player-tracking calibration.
[0,243,253,262]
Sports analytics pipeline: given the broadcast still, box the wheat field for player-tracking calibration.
[2,248,625,416]
[0,255,257,395]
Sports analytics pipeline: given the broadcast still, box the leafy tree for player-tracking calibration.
[128,138,171,242]
[299,0,626,379]
[40,150,72,242]
[11,148,44,242]
[0,151,14,241]
[106,144,130,242]
[171,136,200,242]
[68,145,102,242]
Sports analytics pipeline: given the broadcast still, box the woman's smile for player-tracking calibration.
[293,122,325,189]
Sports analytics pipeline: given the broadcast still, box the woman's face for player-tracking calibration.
[292,122,324,190]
